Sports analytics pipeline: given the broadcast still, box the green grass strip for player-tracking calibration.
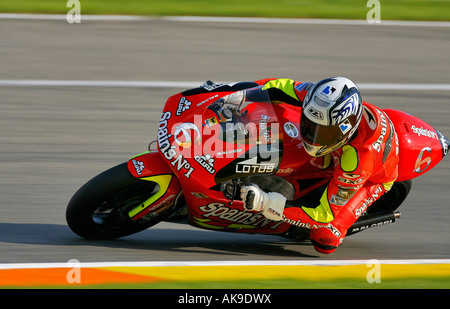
[11,277,449,289]
[1,0,450,21]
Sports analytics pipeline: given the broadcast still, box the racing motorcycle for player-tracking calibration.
[66,79,450,243]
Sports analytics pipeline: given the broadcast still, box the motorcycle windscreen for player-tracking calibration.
[205,87,283,182]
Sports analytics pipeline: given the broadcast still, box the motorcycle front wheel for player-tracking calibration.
[66,162,177,239]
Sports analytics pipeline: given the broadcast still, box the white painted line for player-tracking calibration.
[358,83,450,91]
[1,80,450,91]
[1,259,450,269]
[0,13,449,27]
[0,13,148,21]
[164,15,450,28]
[0,79,201,88]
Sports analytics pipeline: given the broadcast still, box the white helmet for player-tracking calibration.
[300,77,363,157]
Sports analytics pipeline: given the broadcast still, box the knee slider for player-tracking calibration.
[310,226,344,254]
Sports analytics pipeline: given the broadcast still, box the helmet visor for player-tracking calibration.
[300,116,351,146]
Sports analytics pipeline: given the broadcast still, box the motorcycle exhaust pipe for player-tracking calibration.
[347,210,401,235]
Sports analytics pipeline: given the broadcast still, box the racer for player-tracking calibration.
[240,77,399,254]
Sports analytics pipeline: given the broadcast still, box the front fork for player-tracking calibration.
[126,151,182,220]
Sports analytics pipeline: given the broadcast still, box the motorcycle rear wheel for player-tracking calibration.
[367,180,412,214]
[66,163,176,239]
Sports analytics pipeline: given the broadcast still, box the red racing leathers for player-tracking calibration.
[260,78,399,253]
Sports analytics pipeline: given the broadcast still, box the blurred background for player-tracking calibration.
[0,0,449,287]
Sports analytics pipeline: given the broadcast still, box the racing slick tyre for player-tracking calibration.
[367,180,412,214]
[66,162,177,239]
[346,180,412,236]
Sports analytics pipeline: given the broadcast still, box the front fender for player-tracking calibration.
[126,151,182,220]
[128,151,174,178]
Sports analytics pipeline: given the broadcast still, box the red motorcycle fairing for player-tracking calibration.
[152,82,343,234]
[384,109,449,182]
[126,151,181,220]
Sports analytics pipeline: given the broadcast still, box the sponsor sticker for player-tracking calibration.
[283,122,299,138]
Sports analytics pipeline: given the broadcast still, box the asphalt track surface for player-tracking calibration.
[1,17,449,264]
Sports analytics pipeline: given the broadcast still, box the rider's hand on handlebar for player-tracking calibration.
[240,184,286,221]
[223,91,245,106]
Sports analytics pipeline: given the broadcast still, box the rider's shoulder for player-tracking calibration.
[357,101,391,145]
[294,81,314,92]
[361,101,388,129]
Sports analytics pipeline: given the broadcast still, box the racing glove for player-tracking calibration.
[223,90,245,105]
[240,184,286,221]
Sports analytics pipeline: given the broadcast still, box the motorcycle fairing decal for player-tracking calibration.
[193,216,257,230]
[192,217,228,230]
[413,147,432,174]
[127,151,175,178]
[214,146,282,183]
[191,202,286,232]
[127,174,173,218]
